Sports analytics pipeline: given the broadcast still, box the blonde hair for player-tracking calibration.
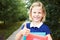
[29,1,46,22]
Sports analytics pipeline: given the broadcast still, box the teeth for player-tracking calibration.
[34,17,39,18]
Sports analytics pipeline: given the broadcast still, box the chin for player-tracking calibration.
[34,20,40,22]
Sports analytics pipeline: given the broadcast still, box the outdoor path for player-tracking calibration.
[7,21,30,40]
[7,27,21,40]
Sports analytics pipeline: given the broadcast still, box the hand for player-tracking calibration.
[21,24,30,36]
[15,24,30,40]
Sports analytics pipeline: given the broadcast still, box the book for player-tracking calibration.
[22,32,48,40]
[26,34,48,40]
[31,32,46,36]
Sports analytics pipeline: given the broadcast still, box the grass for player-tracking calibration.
[0,21,24,40]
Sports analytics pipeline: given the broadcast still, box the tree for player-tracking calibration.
[0,0,28,23]
[0,0,28,28]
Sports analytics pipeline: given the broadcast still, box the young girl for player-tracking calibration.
[16,1,52,40]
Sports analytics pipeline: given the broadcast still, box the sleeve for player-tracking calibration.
[21,25,24,29]
[20,22,26,29]
[43,24,51,35]
[20,23,30,29]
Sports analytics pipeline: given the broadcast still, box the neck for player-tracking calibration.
[32,21,41,25]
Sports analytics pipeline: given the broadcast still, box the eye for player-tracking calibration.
[33,12,36,13]
[38,12,41,14]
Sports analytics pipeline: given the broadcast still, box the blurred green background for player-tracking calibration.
[0,0,60,40]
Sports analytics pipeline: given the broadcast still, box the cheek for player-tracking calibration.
[39,13,43,17]
[38,14,44,20]
[31,13,35,17]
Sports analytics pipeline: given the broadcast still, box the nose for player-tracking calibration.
[35,12,39,16]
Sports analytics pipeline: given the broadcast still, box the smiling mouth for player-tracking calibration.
[34,17,40,19]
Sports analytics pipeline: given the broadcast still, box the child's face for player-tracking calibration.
[31,6,44,22]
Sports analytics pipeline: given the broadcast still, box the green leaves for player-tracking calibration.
[0,0,28,23]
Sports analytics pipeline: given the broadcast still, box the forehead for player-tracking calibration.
[32,6,42,11]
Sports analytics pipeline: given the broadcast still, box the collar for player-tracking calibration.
[30,22,43,28]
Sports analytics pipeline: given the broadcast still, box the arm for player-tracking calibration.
[15,23,25,40]
[46,34,52,40]
[15,24,30,40]
[15,30,23,40]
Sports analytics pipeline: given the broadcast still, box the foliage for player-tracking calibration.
[0,0,28,28]
[0,0,28,23]
[0,21,24,39]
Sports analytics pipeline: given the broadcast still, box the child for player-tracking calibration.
[16,1,52,40]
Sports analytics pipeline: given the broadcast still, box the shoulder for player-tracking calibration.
[26,22,31,28]
[42,23,51,34]
[21,22,31,29]
[41,23,49,28]
[24,21,31,26]
[26,22,30,25]
[41,23,50,31]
